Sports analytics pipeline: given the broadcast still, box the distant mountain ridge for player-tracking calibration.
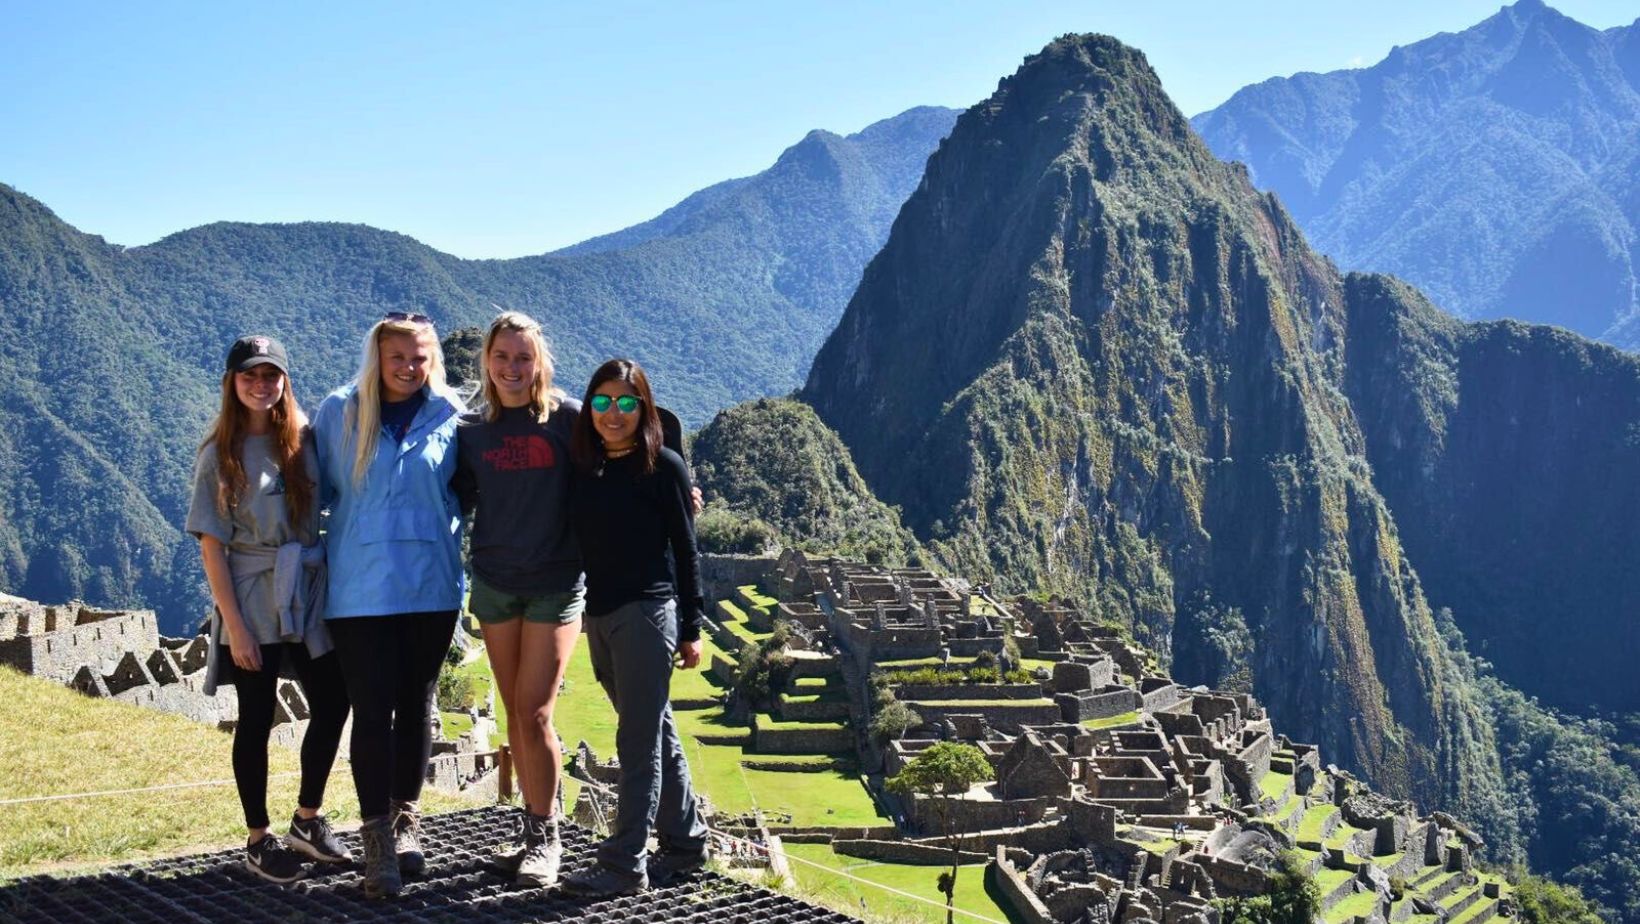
[1193,0,1640,347]
[558,106,956,259]
[0,105,957,635]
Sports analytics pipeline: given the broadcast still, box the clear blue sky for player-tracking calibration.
[3,1,1633,259]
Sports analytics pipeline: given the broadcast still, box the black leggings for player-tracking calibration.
[226,643,350,831]
[326,610,458,819]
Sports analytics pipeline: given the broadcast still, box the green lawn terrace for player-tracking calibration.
[776,673,850,722]
[782,841,1006,924]
[1312,862,1511,924]
[563,573,880,838]
[554,636,882,835]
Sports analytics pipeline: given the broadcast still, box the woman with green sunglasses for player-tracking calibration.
[561,358,709,897]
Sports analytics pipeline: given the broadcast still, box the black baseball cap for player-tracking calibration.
[226,335,289,374]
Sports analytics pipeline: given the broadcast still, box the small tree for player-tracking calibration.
[1212,851,1319,924]
[867,671,896,708]
[436,662,475,711]
[868,700,921,745]
[886,742,993,924]
[733,621,794,711]
[1266,851,1322,924]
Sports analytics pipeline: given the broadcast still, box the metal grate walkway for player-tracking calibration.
[0,807,858,924]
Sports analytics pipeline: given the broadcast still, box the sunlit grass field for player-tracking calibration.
[0,666,478,879]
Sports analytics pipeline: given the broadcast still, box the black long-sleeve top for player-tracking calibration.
[570,446,704,642]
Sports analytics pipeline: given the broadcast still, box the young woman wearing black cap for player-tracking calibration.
[185,335,352,883]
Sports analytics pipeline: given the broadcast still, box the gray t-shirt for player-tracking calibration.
[186,432,321,645]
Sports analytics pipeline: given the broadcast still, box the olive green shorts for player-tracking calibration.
[468,577,586,625]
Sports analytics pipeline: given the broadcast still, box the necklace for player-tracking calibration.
[605,444,636,458]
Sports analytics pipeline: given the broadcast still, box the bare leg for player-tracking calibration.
[481,618,536,802]
[512,619,581,815]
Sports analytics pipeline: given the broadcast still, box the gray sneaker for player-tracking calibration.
[358,816,401,899]
[559,862,647,897]
[390,799,424,876]
[647,846,710,886]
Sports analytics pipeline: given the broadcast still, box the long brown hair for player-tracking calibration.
[199,369,315,530]
[571,358,664,474]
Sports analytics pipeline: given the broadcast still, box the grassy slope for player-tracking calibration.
[783,842,1013,924]
[457,624,884,830]
[0,666,476,878]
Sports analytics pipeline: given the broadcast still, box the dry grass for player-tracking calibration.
[0,666,480,879]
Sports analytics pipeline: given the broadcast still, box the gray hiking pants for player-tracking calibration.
[585,598,708,876]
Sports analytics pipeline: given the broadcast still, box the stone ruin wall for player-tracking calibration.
[0,594,495,793]
[0,597,278,737]
[698,553,779,605]
[993,846,1058,924]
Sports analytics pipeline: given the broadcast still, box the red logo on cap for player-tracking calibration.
[252,337,269,355]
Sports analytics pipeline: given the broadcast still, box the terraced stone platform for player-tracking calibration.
[0,807,856,924]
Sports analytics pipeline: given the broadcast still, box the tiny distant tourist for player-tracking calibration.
[559,358,710,897]
[186,335,351,883]
[312,313,466,898]
[451,312,583,888]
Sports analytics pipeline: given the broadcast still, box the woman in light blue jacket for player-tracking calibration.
[311,312,464,899]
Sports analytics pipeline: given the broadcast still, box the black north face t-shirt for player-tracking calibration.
[453,399,584,594]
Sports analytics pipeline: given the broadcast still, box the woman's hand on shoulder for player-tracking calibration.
[674,638,703,671]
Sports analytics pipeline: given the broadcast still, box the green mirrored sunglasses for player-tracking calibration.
[590,394,641,414]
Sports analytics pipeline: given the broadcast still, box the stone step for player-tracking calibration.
[1442,885,1483,919]
[1450,898,1497,924]
[1410,865,1448,888]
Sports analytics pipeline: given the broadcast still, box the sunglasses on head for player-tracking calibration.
[589,394,641,414]
[384,311,433,325]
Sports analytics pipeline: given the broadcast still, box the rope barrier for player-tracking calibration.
[0,749,493,807]
[706,824,1009,924]
[0,770,315,806]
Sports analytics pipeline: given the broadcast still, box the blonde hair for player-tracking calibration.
[343,317,463,486]
[479,310,564,423]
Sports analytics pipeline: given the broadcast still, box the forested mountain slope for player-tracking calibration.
[1194,0,1640,346]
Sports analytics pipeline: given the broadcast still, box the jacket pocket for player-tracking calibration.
[353,508,448,544]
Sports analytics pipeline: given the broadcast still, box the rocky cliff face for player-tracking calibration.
[1342,275,1640,713]
[803,35,1519,827]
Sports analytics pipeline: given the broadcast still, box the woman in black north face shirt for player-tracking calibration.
[452,311,583,888]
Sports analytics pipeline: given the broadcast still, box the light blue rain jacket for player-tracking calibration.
[312,384,464,619]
